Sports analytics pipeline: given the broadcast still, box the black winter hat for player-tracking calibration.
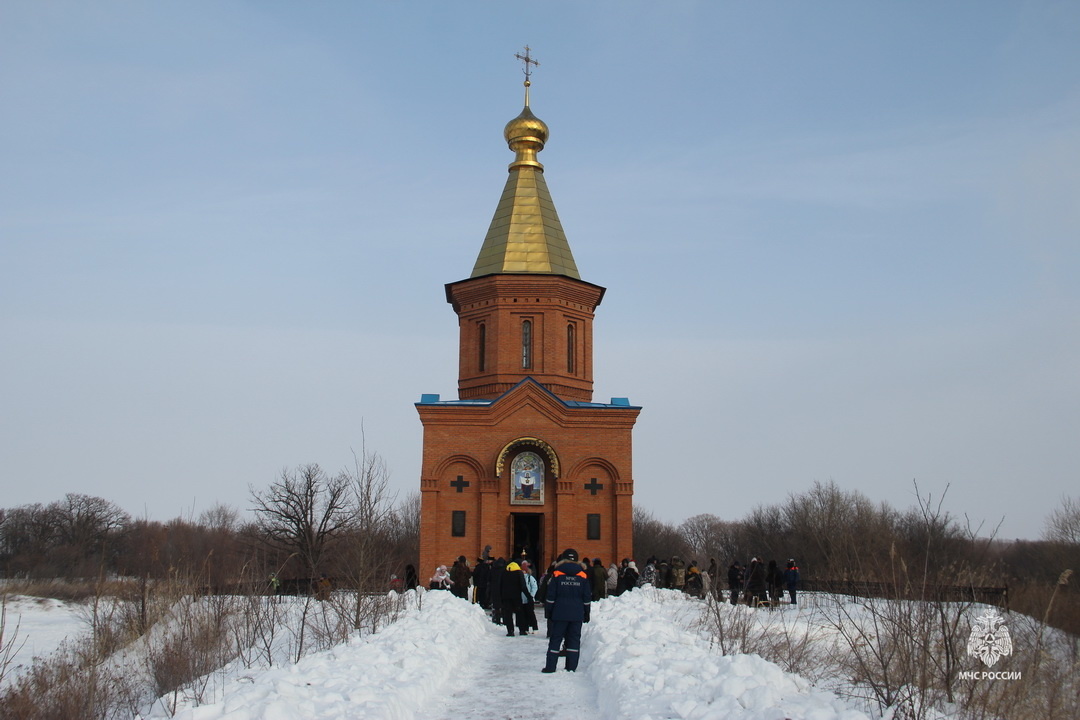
[561,548,579,562]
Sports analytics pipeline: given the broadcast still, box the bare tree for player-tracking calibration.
[391,490,421,564]
[39,494,131,576]
[775,480,898,579]
[1044,495,1080,545]
[743,502,786,563]
[633,506,689,561]
[0,504,56,576]
[679,514,746,565]
[340,447,398,626]
[50,494,130,547]
[198,503,241,534]
[250,464,353,579]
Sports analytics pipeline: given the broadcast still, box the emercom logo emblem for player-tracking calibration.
[966,608,1013,668]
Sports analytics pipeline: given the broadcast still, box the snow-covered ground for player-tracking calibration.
[16,585,1063,719]
[0,594,85,687]
[6,581,1074,719]
[150,588,875,720]
[2,588,878,719]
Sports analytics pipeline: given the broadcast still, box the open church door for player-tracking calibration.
[510,512,543,573]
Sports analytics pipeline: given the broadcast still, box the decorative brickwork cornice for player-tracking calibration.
[446,273,605,313]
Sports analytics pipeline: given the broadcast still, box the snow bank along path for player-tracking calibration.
[158,588,874,720]
[588,589,871,720]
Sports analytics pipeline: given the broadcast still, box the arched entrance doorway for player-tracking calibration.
[497,436,559,571]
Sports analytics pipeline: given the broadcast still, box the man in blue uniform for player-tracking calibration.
[542,548,591,673]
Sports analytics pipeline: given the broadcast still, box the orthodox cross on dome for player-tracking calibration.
[515,45,540,82]
[514,45,540,105]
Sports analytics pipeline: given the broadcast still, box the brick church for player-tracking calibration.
[416,61,641,577]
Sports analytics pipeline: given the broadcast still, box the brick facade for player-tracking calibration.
[446,274,605,402]
[416,271,641,580]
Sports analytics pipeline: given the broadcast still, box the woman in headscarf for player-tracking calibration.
[429,565,451,590]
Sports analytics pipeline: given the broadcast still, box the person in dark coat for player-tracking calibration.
[706,558,719,596]
[622,561,639,592]
[473,556,493,609]
[655,558,670,589]
[404,564,418,591]
[542,548,591,673]
[589,558,608,601]
[685,561,703,597]
[785,559,800,605]
[640,557,657,586]
[450,556,471,600]
[744,557,766,608]
[727,561,744,605]
[536,561,555,603]
[615,558,629,595]
[490,558,506,624]
[766,560,784,605]
[669,556,686,590]
[500,561,527,636]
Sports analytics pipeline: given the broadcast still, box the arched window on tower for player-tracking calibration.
[567,323,576,374]
[478,323,486,372]
[521,319,533,369]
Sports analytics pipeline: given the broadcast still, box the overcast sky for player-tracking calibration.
[2,2,1078,541]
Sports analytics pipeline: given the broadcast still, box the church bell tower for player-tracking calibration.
[416,49,640,578]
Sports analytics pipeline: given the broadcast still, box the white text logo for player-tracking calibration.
[966,609,1013,668]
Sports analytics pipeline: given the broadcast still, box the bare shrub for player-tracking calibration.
[949,598,1080,720]
[0,634,134,720]
[699,591,759,656]
[147,595,236,716]
[307,591,356,653]
[0,594,28,687]
[812,486,1079,720]
[698,590,833,682]
[231,592,284,669]
[2,571,243,718]
[0,578,135,603]
[357,591,407,635]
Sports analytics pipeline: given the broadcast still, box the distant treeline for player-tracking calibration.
[632,481,1079,636]
[0,458,420,594]
[1,478,1076,634]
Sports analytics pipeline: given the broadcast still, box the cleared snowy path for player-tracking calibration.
[428,614,599,720]
[149,588,874,720]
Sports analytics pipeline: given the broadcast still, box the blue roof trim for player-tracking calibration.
[415,377,640,409]
[415,398,491,406]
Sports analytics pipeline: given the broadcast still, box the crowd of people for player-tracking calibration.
[416,550,801,673]
[725,557,801,607]
[421,552,801,610]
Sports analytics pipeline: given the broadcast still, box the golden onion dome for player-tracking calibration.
[503,85,548,171]
[504,103,548,147]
